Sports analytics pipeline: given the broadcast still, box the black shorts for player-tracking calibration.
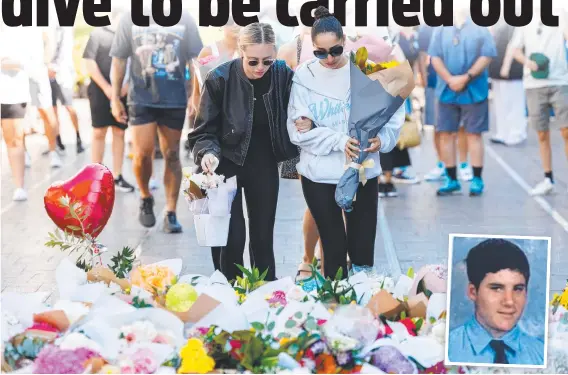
[1,103,27,119]
[128,105,186,131]
[87,84,128,130]
[50,79,73,106]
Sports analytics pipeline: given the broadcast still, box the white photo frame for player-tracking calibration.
[444,233,551,369]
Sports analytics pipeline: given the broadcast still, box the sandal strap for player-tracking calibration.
[297,263,312,272]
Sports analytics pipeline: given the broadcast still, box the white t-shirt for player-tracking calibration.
[0,27,37,104]
[510,13,568,89]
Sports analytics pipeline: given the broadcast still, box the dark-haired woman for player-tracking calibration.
[287,7,405,279]
[189,23,299,282]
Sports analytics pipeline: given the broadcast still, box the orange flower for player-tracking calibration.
[316,354,337,374]
[131,265,176,295]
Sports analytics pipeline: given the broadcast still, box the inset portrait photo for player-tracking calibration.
[444,234,551,369]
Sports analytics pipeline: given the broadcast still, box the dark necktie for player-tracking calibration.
[489,340,509,364]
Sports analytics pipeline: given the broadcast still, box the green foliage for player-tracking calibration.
[109,247,135,279]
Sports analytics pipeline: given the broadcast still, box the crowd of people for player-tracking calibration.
[1,3,567,282]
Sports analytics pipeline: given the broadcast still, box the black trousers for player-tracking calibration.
[301,176,378,279]
[210,153,279,282]
[380,146,411,172]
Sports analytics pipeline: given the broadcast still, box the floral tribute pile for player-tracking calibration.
[2,250,568,374]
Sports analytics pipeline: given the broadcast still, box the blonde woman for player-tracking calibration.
[189,23,299,282]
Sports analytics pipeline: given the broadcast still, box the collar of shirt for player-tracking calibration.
[465,317,522,356]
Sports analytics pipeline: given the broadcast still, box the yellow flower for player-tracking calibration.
[378,61,400,69]
[279,337,291,346]
[179,338,215,374]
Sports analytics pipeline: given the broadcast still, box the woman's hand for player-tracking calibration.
[295,116,313,133]
[364,137,381,153]
[111,97,128,124]
[201,154,219,175]
[344,138,360,159]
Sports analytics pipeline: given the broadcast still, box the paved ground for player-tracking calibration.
[2,98,568,303]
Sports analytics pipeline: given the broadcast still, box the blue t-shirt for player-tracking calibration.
[448,317,544,366]
[417,25,437,88]
[110,11,203,108]
[428,20,497,105]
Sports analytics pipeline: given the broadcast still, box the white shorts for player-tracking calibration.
[29,76,53,109]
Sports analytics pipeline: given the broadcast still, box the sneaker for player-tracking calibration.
[149,178,159,190]
[139,196,156,228]
[76,140,85,154]
[115,175,135,193]
[379,182,398,198]
[437,178,462,196]
[459,163,473,182]
[392,167,421,184]
[378,183,387,197]
[164,211,182,233]
[490,137,506,145]
[12,188,27,201]
[425,162,446,182]
[469,177,484,197]
[530,178,554,196]
[50,151,62,168]
[24,152,31,168]
[56,135,66,153]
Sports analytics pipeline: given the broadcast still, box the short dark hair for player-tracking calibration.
[311,6,344,42]
[466,239,530,289]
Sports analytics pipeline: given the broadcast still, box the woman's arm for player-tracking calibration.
[189,76,223,165]
[377,105,406,153]
[190,46,213,117]
[287,82,350,156]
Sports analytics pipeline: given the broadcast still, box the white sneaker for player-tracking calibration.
[459,164,473,181]
[530,178,554,196]
[425,164,446,182]
[149,178,159,190]
[50,151,62,168]
[24,152,31,168]
[12,188,28,201]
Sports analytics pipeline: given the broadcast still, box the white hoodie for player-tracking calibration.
[287,58,405,184]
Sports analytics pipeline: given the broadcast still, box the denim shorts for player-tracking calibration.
[436,100,489,134]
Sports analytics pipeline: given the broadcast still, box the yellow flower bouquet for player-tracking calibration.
[130,264,177,296]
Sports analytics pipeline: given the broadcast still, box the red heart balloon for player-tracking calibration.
[44,163,115,239]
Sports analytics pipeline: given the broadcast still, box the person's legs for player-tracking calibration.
[551,86,568,162]
[526,87,555,195]
[129,106,158,227]
[1,104,27,200]
[425,88,446,182]
[299,208,321,278]
[242,160,279,282]
[156,108,185,233]
[461,100,489,196]
[111,127,126,176]
[218,187,246,282]
[436,102,461,196]
[301,177,347,278]
[379,149,398,198]
[346,177,378,269]
[91,126,108,164]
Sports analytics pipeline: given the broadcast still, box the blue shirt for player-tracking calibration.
[448,317,544,366]
[428,20,497,105]
[417,25,437,88]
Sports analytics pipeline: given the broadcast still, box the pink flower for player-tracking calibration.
[33,345,99,374]
[152,334,168,344]
[196,327,209,335]
[27,322,59,333]
[126,333,136,343]
[316,319,327,326]
[267,290,287,307]
[131,348,158,374]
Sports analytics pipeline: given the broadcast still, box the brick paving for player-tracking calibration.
[2,98,568,303]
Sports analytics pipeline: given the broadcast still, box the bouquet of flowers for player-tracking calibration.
[335,46,415,212]
[182,168,237,247]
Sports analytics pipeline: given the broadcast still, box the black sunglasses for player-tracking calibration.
[313,45,344,59]
[246,58,275,67]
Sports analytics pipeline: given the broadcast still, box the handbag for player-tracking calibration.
[397,117,421,150]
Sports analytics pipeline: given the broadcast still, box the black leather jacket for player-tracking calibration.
[189,58,299,167]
